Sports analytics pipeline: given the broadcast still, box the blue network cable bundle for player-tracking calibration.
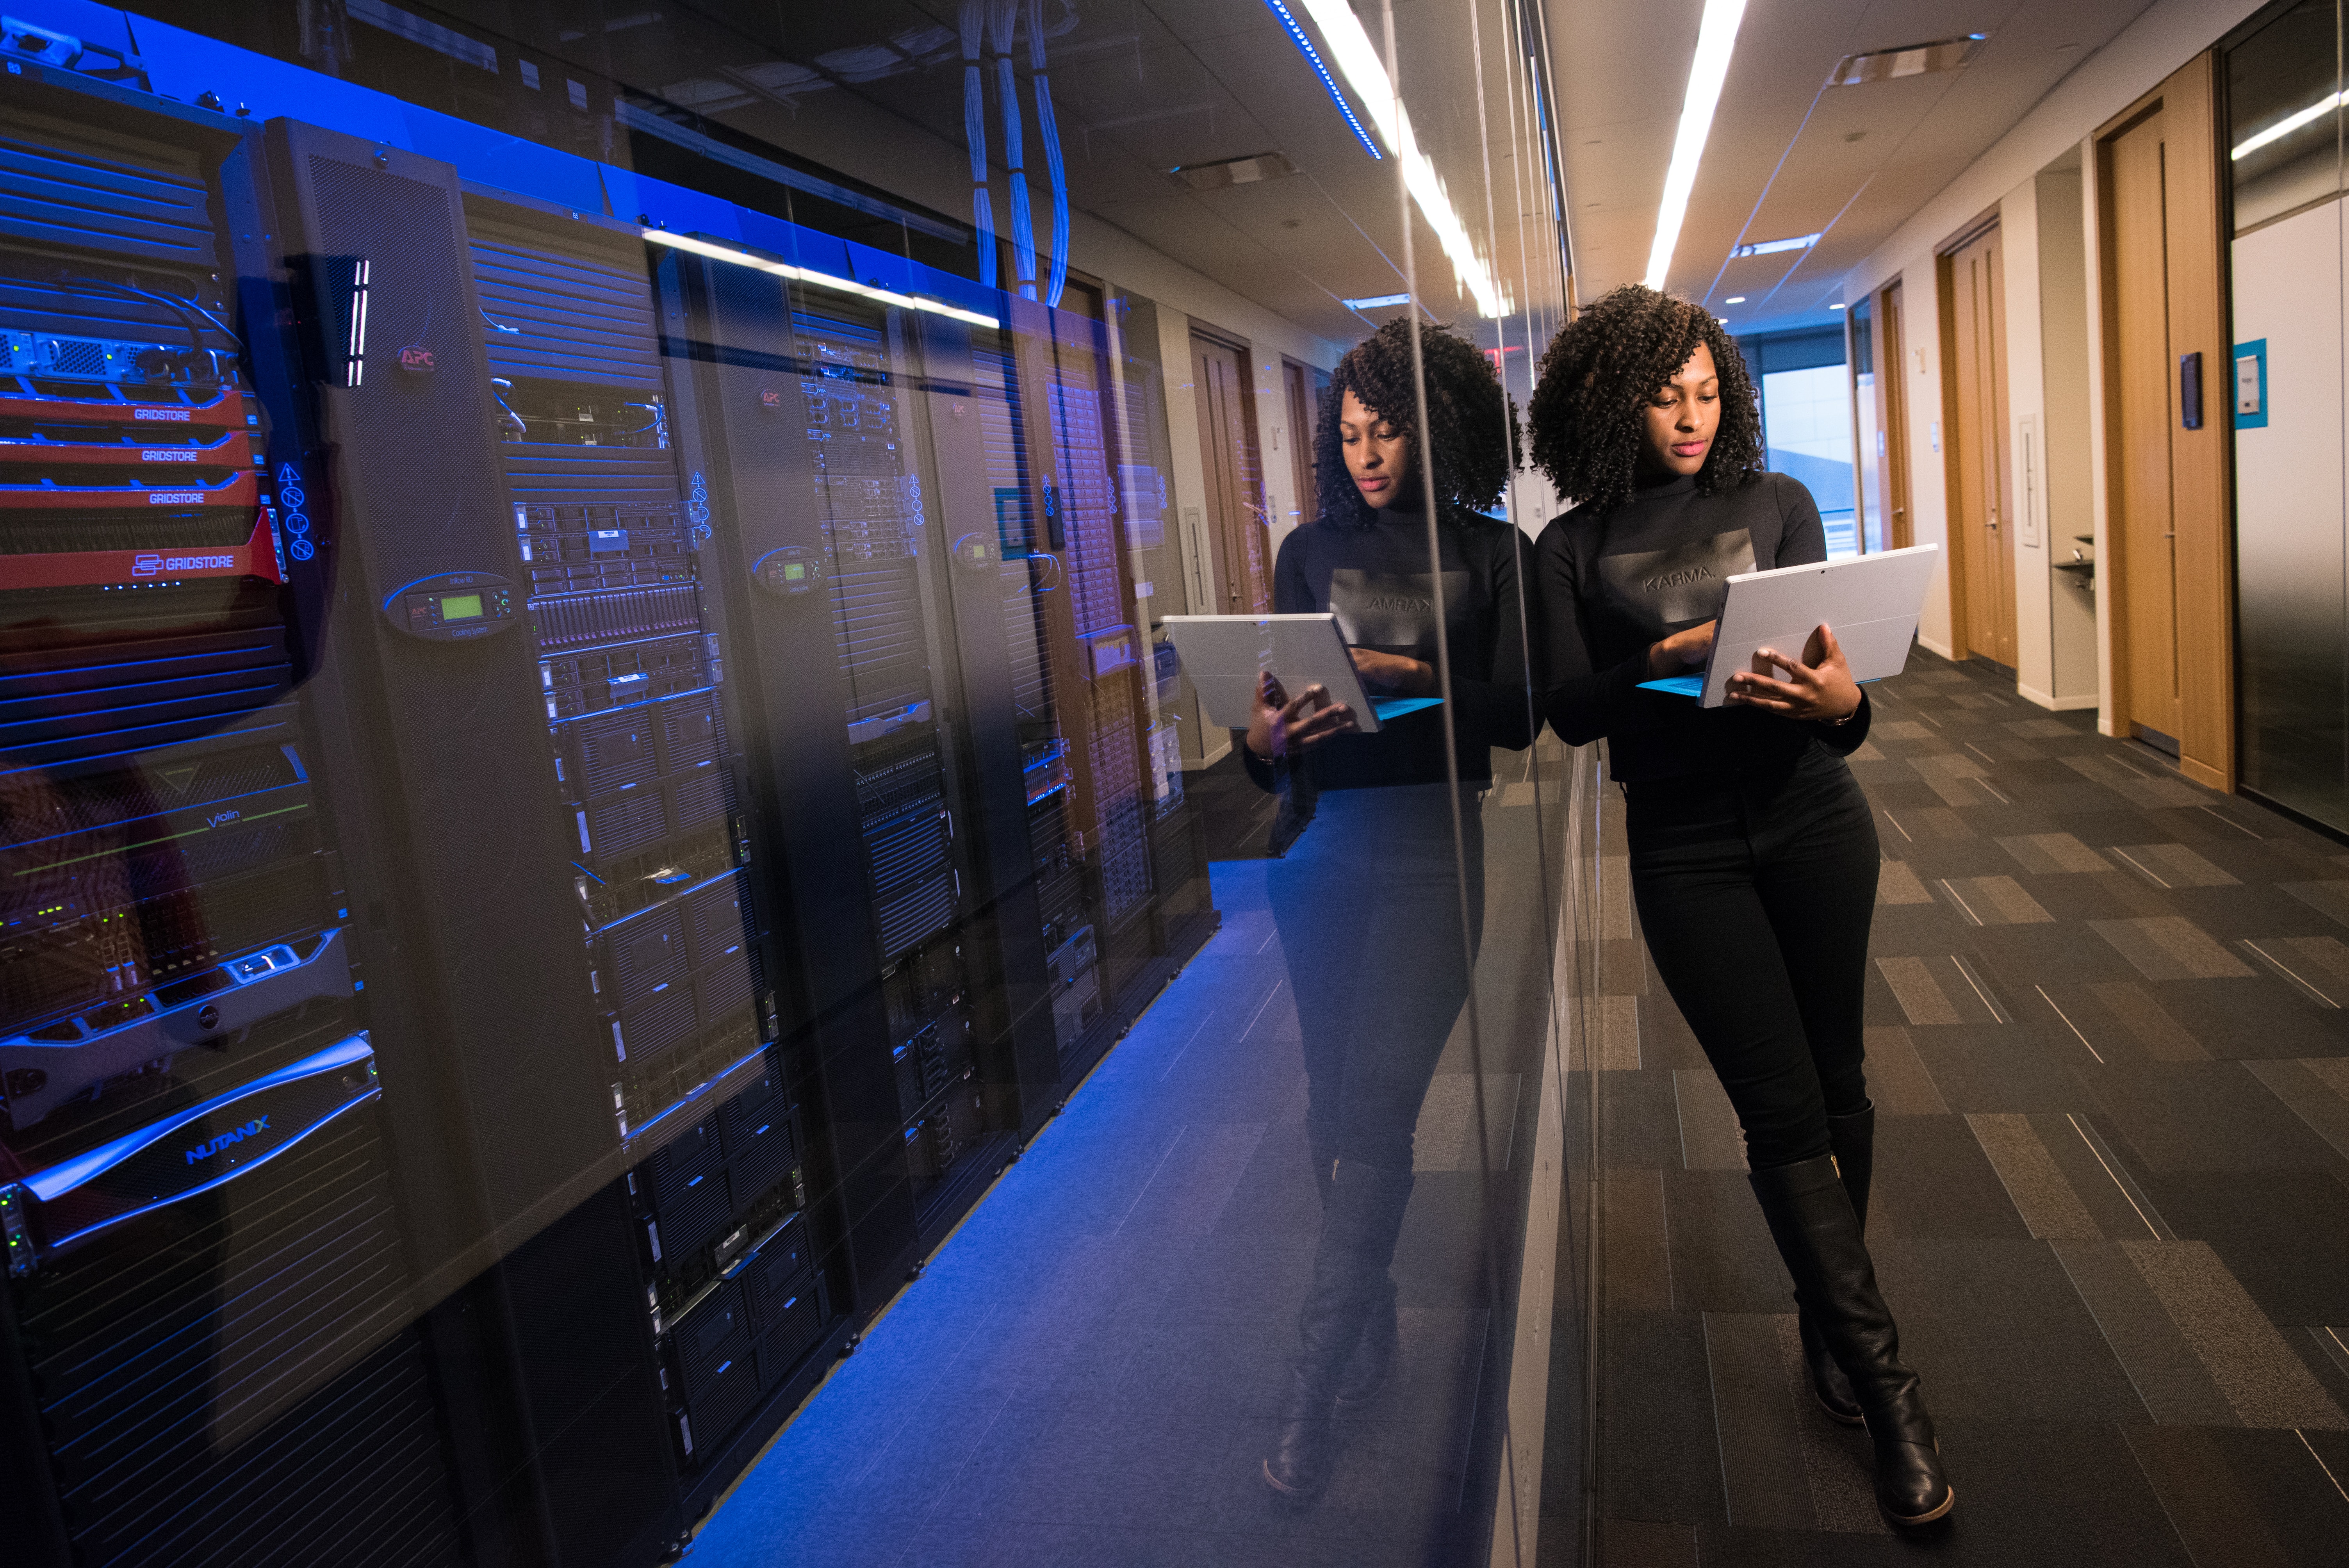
[0,10,1217,1566]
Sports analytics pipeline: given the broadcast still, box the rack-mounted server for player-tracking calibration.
[0,92,461,1568]
[0,41,1216,1566]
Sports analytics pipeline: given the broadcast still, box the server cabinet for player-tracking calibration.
[262,121,852,1559]
[993,301,1215,1080]
[667,251,1025,1303]
[458,189,839,1504]
[0,87,462,1568]
[0,44,1217,1565]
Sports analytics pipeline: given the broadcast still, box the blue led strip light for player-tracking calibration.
[1264,0,1381,160]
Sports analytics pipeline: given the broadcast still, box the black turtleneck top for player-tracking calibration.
[1535,471,1871,782]
[1240,501,1533,792]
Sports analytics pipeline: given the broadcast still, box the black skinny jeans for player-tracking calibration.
[1269,782,1486,1174]
[1624,744,1878,1169]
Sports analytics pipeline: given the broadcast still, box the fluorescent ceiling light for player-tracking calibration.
[1645,0,1747,291]
[2234,90,2347,160]
[1288,0,1509,317]
[1342,292,1413,310]
[1830,302,1846,310]
[642,229,1000,329]
[1264,1,1380,160]
[1731,232,1819,258]
[1724,295,1746,303]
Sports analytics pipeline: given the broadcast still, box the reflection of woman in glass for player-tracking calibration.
[1530,286,1951,1526]
[1241,319,1529,1497]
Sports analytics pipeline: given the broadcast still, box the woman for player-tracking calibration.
[1240,317,1530,1497]
[1527,286,1952,1527]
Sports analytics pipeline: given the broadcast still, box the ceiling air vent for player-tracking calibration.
[1826,34,1987,87]
[1169,152,1300,191]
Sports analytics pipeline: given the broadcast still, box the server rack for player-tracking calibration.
[0,42,1217,1563]
[0,89,461,1568]
[458,191,834,1488]
[990,304,1215,1080]
[666,255,1019,1306]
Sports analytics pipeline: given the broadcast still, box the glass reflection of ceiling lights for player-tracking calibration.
[1277,0,1510,317]
[2233,90,2348,160]
[640,230,1001,330]
[1731,233,1821,259]
[1263,0,1382,160]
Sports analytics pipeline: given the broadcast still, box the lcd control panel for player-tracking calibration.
[386,571,518,639]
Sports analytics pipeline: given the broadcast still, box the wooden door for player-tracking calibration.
[2106,104,2187,748]
[1192,332,1272,613]
[2096,56,2230,784]
[1283,358,1326,528]
[1944,226,2018,667]
[1882,282,1913,549]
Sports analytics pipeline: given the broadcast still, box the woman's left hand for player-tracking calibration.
[1725,622,1862,722]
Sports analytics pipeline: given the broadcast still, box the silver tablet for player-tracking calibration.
[1645,544,1940,709]
[1160,613,1444,734]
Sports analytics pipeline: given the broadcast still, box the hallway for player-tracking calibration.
[685,754,1564,1567]
[1563,652,2349,1565]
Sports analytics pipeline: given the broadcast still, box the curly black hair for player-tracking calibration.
[1311,316,1514,528]
[1526,285,1765,517]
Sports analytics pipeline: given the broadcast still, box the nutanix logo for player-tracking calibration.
[185,1117,270,1165]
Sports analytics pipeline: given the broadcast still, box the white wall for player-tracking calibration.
[2036,163,2100,705]
[1902,270,1956,659]
[1999,175,2057,699]
[1843,0,2268,702]
[1996,163,2098,711]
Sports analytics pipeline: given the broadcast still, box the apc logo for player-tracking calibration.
[185,1117,269,1165]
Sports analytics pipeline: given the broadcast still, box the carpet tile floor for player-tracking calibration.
[1552,651,2349,1567]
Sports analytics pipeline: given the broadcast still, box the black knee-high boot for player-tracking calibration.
[1304,1125,1399,1409]
[1798,1102,1874,1424]
[1265,1160,1415,1496]
[1308,1122,1337,1206]
[1749,1154,1953,1527]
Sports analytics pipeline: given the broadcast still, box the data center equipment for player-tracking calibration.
[0,33,1216,1566]
[0,93,461,1568]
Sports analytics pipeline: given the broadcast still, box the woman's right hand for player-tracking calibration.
[1647,619,1718,678]
[1246,670,1358,761]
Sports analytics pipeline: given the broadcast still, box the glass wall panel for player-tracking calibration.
[1741,329,1858,556]
[1852,297,1884,554]
[2230,0,2349,830]
[0,3,1588,1567]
